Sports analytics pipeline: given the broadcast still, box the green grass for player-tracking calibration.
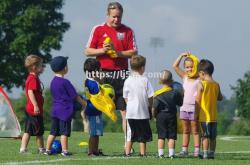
[1,132,250,164]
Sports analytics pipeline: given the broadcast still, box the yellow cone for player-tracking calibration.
[79,141,88,146]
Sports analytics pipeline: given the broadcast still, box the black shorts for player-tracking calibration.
[156,112,177,140]
[50,117,71,137]
[200,122,217,140]
[127,119,152,143]
[102,70,128,111]
[24,112,44,136]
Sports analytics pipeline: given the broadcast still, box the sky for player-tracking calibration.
[9,0,250,99]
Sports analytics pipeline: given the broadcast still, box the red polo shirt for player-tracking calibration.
[86,23,137,71]
[25,74,44,116]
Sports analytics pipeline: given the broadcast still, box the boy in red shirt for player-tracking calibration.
[20,55,45,153]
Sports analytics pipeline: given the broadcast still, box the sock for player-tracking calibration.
[182,146,188,152]
[169,148,175,157]
[38,147,45,151]
[194,146,200,153]
[62,150,68,153]
[203,150,208,158]
[158,149,164,156]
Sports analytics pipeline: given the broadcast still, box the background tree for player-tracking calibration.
[0,0,69,90]
[231,71,250,119]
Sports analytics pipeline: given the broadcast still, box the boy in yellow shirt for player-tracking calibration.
[196,59,222,159]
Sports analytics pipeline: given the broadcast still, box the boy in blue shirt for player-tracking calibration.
[83,58,104,156]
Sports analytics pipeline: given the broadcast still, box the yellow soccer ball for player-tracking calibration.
[101,84,115,99]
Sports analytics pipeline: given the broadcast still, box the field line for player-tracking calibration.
[1,156,140,165]
[219,136,250,141]
[2,151,250,165]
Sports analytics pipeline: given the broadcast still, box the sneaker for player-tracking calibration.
[19,148,28,154]
[97,149,107,156]
[178,151,188,156]
[61,151,72,157]
[198,153,208,159]
[169,155,175,159]
[139,154,147,158]
[157,155,165,159]
[88,152,99,157]
[44,150,52,155]
[124,147,135,155]
[124,153,132,157]
[38,148,46,154]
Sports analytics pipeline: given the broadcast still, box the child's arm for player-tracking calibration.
[172,52,190,78]
[195,82,203,120]
[148,97,153,119]
[151,107,157,119]
[217,84,223,101]
[76,95,87,108]
[28,90,40,115]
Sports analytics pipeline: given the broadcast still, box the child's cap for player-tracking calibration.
[159,70,173,84]
[50,56,68,72]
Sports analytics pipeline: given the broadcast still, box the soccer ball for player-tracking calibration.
[51,140,62,154]
[101,84,115,99]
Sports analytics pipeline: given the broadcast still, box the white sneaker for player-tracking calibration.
[178,151,188,156]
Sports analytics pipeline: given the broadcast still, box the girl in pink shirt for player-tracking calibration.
[173,52,200,157]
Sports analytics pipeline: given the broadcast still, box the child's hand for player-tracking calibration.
[34,105,40,115]
[180,51,191,57]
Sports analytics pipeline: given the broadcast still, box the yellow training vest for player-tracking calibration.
[199,81,219,122]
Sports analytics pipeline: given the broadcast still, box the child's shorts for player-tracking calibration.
[127,119,152,143]
[156,112,177,140]
[87,115,103,136]
[200,122,217,140]
[179,111,196,121]
[50,117,71,137]
[24,112,44,136]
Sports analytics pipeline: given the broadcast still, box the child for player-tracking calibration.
[83,58,104,156]
[45,56,86,156]
[173,52,200,156]
[123,55,154,156]
[196,59,222,159]
[152,70,183,158]
[20,55,45,153]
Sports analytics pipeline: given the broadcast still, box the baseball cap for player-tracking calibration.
[50,56,68,72]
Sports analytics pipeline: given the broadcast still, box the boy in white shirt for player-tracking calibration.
[123,55,154,157]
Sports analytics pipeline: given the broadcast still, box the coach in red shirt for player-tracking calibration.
[84,1,137,150]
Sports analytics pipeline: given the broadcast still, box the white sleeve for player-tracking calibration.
[147,80,154,98]
[123,80,129,99]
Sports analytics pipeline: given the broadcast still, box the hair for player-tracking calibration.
[183,57,193,67]
[159,70,173,85]
[83,58,101,73]
[130,55,146,71]
[198,59,214,75]
[107,1,123,15]
[24,54,43,72]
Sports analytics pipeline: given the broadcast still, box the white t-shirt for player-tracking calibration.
[123,72,154,119]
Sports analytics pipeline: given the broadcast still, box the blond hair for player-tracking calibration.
[130,55,146,71]
[24,54,43,72]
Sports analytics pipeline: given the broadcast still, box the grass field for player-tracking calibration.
[1,132,250,165]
